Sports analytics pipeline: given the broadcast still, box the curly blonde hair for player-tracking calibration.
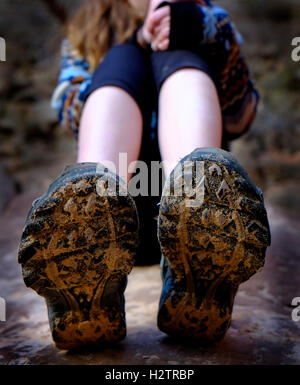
[68,0,144,70]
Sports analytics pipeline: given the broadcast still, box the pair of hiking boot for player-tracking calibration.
[17,148,271,350]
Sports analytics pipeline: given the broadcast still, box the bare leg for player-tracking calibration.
[158,68,222,177]
[78,86,143,184]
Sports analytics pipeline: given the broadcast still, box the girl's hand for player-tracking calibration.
[138,0,204,51]
[141,0,171,51]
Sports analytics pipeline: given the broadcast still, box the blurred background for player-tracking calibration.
[0,0,300,214]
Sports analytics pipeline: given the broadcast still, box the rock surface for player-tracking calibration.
[0,166,16,214]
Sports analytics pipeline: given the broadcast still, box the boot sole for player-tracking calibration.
[157,148,271,341]
[18,164,138,350]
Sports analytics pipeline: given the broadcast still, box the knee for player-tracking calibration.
[84,42,152,115]
[160,68,217,100]
[164,67,214,84]
[151,49,215,94]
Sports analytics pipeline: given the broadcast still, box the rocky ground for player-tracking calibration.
[0,0,300,365]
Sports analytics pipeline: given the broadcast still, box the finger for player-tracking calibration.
[148,6,170,35]
[152,26,170,51]
[149,7,170,29]
[153,15,171,36]
[158,38,170,51]
[156,14,171,28]
[154,26,170,46]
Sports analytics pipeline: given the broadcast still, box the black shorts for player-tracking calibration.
[85,42,214,124]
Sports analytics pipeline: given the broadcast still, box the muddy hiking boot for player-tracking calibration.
[157,148,271,342]
[18,163,139,350]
